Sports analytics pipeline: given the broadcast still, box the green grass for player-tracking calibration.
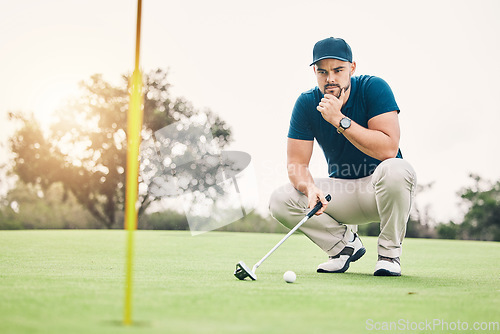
[0,230,499,334]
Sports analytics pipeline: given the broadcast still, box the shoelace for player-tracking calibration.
[378,255,400,265]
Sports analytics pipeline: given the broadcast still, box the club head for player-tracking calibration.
[234,261,257,280]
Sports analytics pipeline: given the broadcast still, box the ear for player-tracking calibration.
[350,61,356,76]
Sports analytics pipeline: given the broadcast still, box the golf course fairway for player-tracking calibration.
[1,230,498,333]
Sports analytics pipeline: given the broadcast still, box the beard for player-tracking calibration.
[324,82,350,98]
[324,73,352,98]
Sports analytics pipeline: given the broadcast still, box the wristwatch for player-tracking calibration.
[337,117,351,134]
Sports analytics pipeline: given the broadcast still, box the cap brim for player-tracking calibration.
[310,56,351,66]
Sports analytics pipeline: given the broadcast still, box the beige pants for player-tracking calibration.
[269,158,417,258]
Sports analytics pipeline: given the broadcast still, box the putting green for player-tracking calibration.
[0,230,498,333]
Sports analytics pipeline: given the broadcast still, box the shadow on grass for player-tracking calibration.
[330,271,464,289]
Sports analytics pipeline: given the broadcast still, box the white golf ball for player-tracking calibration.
[283,270,296,283]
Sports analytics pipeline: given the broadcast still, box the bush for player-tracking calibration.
[437,221,460,240]
[0,209,23,230]
[216,211,289,233]
[357,222,380,237]
[137,209,289,233]
[139,210,189,230]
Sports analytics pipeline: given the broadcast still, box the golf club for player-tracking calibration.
[234,194,331,280]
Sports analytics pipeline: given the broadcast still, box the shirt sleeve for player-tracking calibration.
[287,94,315,141]
[364,76,400,119]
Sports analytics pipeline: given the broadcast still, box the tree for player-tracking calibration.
[458,174,500,241]
[437,174,500,241]
[9,68,232,229]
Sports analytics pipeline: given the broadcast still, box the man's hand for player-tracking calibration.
[306,186,329,215]
[316,88,346,127]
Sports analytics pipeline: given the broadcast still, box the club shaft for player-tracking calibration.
[250,195,330,274]
[252,215,308,272]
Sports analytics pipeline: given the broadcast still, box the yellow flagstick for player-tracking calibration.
[124,0,143,326]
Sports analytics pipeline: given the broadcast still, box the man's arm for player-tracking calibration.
[317,90,400,161]
[343,111,400,161]
[287,138,328,214]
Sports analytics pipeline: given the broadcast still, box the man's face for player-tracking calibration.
[314,58,356,97]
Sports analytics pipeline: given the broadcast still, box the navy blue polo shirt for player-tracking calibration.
[288,75,402,179]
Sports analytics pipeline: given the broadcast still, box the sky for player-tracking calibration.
[1,0,499,224]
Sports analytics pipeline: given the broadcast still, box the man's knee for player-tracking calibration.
[269,185,291,220]
[269,184,305,226]
[372,158,417,195]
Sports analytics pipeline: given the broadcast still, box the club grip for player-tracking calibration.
[306,194,331,218]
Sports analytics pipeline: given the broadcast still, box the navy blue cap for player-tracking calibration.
[310,37,352,66]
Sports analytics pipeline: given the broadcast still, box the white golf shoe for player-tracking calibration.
[317,233,366,273]
[374,255,401,276]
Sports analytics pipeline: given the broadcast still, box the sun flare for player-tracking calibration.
[30,79,79,129]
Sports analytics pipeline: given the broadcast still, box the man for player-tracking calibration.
[269,37,417,276]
